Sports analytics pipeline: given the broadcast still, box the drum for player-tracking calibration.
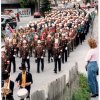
[17,88,28,99]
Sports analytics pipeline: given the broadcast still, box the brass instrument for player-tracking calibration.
[1,87,12,100]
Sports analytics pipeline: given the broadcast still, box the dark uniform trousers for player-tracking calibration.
[7,46,16,73]
[76,34,79,46]
[16,47,19,57]
[46,40,53,63]
[35,45,45,73]
[37,57,44,73]
[60,40,68,63]
[2,95,14,100]
[48,49,53,63]
[9,57,16,73]
[54,57,61,73]
[29,46,33,57]
[79,33,83,44]
[67,42,70,57]
[53,46,62,73]
[22,58,30,72]
[62,49,67,63]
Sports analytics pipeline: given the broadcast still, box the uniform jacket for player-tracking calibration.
[35,45,44,58]
[60,39,68,51]
[15,72,33,90]
[46,39,53,50]
[52,46,62,59]
[1,56,10,72]
[20,46,29,59]
[6,45,16,59]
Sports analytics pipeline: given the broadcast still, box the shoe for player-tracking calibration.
[48,61,50,63]
[54,71,57,74]
[59,70,61,72]
[41,70,44,72]
[91,94,96,97]
[96,94,99,96]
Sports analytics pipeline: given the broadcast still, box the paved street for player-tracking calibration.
[7,14,98,100]
[16,16,41,29]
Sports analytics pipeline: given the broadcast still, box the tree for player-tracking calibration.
[83,0,91,4]
[18,0,40,13]
[40,0,52,17]
[18,0,32,7]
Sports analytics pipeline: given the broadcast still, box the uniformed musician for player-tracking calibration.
[52,39,62,73]
[46,34,53,63]
[2,71,14,100]
[35,40,45,73]
[6,39,16,73]
[15,63,33,100]
[20,40,30,72]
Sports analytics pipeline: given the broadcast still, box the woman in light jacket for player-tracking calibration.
[85,38,99,97]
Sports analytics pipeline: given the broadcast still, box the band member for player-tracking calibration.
[52,39,62,73]
[2,71,14,100]
[20,40,30,72]
[6,39,16,73]
[35,40,45,73]
[15,63,33,100]
[1,50,10,73]
[76,24,81,45]
[60,33,68,63]
[46,34,53,63]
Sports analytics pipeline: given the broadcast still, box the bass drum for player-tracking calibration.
[17,88,28,99]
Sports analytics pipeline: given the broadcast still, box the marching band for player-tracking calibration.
[1,7,92,99]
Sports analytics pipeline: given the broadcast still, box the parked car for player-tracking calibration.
[1,15,17,30]
[33,12,41,18]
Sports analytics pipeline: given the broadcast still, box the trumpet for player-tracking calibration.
[1,87,12,97]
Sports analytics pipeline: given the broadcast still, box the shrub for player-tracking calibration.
[72,73,90,100]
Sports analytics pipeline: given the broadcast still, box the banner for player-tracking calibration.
[4,8,31,17]
[18,8,31,17]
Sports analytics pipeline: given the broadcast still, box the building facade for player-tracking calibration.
[1,0,20,12]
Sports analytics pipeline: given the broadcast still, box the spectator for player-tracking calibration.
[85,38,99,97]
[16,12,20,22]
[5,23,13,39]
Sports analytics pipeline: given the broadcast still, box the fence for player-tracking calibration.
[31,62,79,100]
